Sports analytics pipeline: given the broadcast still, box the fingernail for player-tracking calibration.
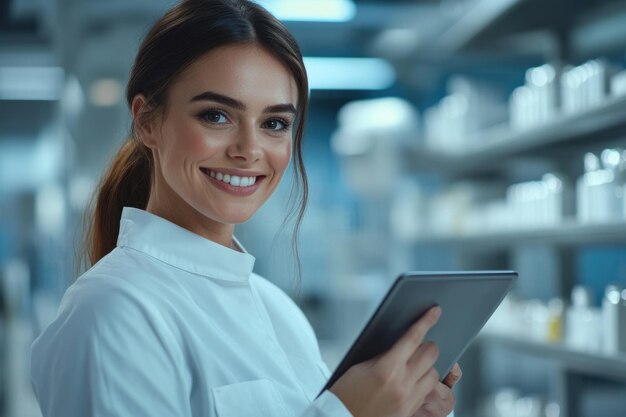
[451,364,462,379]
[430,306,442,320]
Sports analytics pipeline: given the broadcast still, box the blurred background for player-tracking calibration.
[2,0,626,416]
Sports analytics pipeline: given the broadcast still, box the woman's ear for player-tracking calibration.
[131,94,158,149]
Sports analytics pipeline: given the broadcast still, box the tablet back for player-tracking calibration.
[320,271,516,395]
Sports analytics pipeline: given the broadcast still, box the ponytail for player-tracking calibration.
[79,0,310,293]
[83,138,152,268]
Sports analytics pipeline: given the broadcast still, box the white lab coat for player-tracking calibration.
[30,207,353,417]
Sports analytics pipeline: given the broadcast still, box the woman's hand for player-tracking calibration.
[410,363,462,417]
[329,306,443,417]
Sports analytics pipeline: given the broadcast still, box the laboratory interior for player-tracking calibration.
[2,0,626,416]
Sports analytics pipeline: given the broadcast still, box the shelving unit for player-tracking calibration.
[404,2,626,417]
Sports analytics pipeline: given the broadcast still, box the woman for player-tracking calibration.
[30,1,461,416]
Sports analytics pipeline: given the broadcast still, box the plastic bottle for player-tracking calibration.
[602,285,626,355]
[576,153,600,223]
[546,298,564,343]
[565,285,601,352]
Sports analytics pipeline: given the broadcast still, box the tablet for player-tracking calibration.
[319,271,517,397]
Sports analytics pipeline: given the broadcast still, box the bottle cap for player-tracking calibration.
[572,285,593,307]
[584,153,599,172]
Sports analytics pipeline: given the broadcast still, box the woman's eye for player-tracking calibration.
[200,110,228,124]
[263,119,290,131]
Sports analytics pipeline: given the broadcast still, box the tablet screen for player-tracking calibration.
[319,271,517,396]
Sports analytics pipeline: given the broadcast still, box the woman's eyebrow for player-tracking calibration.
[190,91,244,110]
[190,91,295,115]
[264,104,296,115]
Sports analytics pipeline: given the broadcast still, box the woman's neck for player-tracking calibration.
[145,192,234,249]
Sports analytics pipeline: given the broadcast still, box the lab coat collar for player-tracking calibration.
[117,207,255,282]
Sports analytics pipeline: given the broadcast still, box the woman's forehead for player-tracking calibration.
[171,44,299,109]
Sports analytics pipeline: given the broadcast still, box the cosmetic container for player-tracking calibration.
[565,285,601,352]
[598,148,624,221]
[527,64,558,125]
[576,149,624,223]
[577,152,603,223]
[562,65,585,114]
[525,299,549,341]
[543,174,564,226]
[611,69,626,97]
[576,61,596,112]
[587,59,612,107]
[510,86,529,130]
[561,65,575,114]
[510,64,558,130]
[618,150,626,218]
[547,298,564,343]
[601,285,626,354]
[506,174,564,230]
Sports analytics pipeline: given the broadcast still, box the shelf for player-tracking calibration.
[478,332,626,381]
[411,94,626,178]
[410,220,626,249]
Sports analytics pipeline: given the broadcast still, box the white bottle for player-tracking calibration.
[576,153,600,223]
[602,285,626,355]
[565,286,601,352]
[619,150,626,219]
[599,148,624,221]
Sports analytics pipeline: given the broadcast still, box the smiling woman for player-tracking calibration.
[28,1,459,417]
[132,44,297,239]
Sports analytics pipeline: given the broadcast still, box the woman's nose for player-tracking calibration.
[226,125,263,162]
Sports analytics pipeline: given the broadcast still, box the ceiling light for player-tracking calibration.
[304,57,396,90]
[259,0,356,22]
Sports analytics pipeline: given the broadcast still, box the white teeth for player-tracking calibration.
[206,170,258,187]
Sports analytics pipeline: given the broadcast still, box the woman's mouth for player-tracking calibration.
[200,168,265,196]
[201,168,260,187]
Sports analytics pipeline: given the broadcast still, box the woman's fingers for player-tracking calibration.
[384,306,441,364]
[442,363,462,388]
[329,306,452,417]
[407,341,440,380]
[411,383,456,417]
[409,367,441,414]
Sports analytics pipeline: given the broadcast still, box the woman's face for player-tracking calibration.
[137,44,298,239]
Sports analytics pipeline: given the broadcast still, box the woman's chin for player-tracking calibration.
[212,211,255,225]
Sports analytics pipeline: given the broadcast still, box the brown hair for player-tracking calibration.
[83,0,309,293]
